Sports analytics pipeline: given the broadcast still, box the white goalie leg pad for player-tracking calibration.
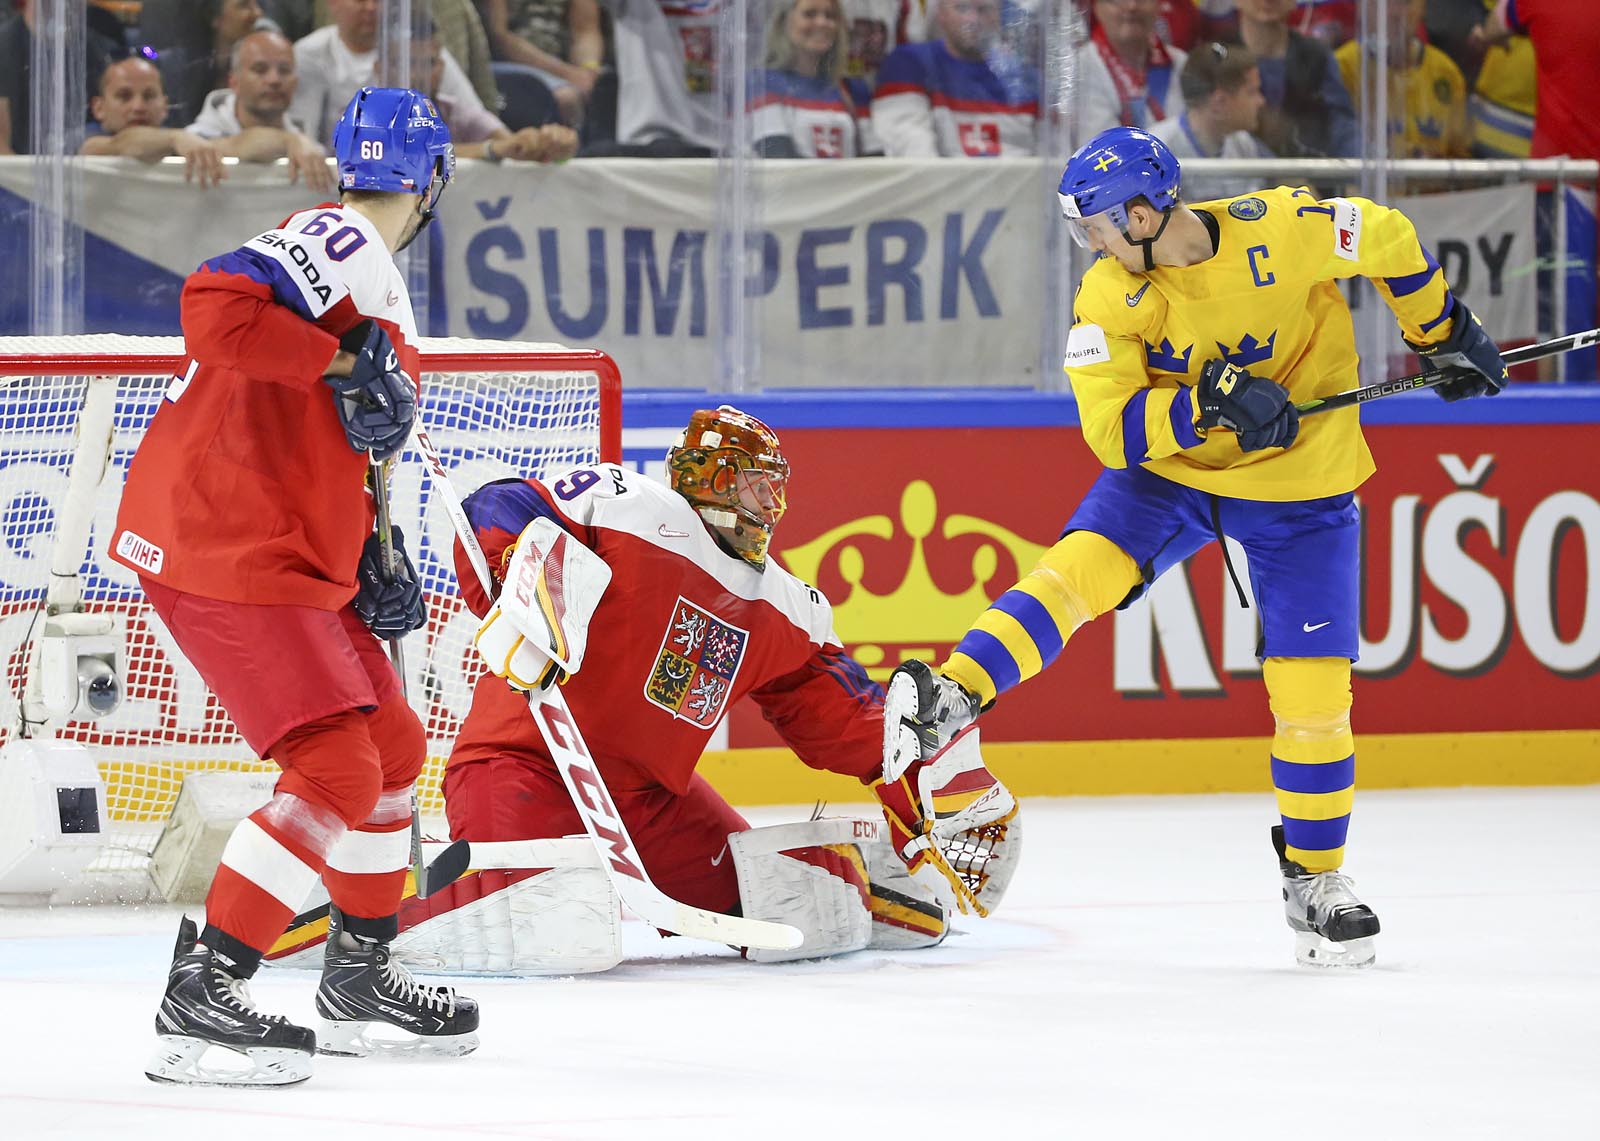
[732,820,876,963]
[393,860,622,976]
[856,834,949,950]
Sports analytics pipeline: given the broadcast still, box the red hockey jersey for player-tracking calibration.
[448,467,885,795]
[108,204,420,609]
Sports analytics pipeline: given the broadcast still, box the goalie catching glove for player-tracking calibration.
[876,660,1021,918]
[473,517,612,691]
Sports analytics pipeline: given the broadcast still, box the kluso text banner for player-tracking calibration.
[724,408,1600,748]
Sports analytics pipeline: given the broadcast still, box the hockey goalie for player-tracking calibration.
[269,406,1023,972]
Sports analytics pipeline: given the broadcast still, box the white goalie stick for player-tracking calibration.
[409,427,803,951]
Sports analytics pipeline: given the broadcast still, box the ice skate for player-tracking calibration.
[315,907,480,1058]
[1273,825,1380,968]
[144,916,316,1087]
[883,659,983,775]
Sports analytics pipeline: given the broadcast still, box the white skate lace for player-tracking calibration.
[379,955,456,1016]
[1302,870,1364,920]
[928,676,977,725]
[211,968,290,1025]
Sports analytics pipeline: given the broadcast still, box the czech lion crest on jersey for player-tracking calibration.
[644,598,748,727]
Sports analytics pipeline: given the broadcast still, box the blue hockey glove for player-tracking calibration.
[1195,359,1301,453]
[326,321,416,461]
[1406,297,1507,402]
[352,526,427,639]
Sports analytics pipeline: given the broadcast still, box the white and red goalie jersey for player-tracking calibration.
[448,465,886,796]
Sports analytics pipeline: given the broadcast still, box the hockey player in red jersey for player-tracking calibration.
[405,407,1024,972]
[112,87,478,1087]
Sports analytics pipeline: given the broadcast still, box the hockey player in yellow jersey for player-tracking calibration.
[882,125,1508,968]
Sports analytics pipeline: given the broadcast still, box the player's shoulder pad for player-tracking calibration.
[764,558,838,645]
[1070,260,1161,344]
[1266,185,1364,261]
[229,225,352,319]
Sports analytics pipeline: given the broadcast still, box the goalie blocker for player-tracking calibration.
[264,816,980,972]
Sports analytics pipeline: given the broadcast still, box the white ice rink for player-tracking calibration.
[3,786,1597,1140]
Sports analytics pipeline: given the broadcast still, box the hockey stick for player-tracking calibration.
[421,818,882,886]
[409,428,803,951]
[369,457,434,901]
[1296,327,1600,418]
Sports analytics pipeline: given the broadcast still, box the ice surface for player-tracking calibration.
[2,787,1596,1139]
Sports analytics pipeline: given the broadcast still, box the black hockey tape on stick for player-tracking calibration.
[422,840,471,897]
[1295,327,1600,418]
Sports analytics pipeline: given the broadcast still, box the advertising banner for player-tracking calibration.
[720,416,1600,752]
[4,159,1582,387]
[1394,183,1538,343]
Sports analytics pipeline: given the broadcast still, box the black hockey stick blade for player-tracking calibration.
[421,839,472,897]
[1296,327,1600,418]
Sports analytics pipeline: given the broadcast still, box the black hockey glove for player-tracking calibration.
[1405,297,1507,402]
[352,526,427,639]
[326,320,416,462]
[1195,358,1300,453]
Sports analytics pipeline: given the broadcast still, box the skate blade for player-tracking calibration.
[316,1018,480,1059]
[1294,931,1376,969]
[145,1035,312,1087]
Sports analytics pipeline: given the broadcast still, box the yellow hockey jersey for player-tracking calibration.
[1065,185,1454,502]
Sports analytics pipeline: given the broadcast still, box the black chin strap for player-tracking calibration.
[1121,208,1175,271]
[397,161,447,253]
[395,207,433,253]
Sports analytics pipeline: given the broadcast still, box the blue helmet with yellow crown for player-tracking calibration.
[1058,126,1182,256]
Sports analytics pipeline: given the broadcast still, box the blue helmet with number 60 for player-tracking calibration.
[333,86,455,208]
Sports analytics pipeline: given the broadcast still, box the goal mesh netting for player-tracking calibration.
[0,335,619,879]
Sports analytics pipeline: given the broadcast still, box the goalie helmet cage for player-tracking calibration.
[0,335,620,890]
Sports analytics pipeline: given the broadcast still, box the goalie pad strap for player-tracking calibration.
[731,820,947,962]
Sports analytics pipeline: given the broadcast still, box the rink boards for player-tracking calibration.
[618,386,1600,800]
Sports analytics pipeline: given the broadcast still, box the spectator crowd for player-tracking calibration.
[0,0,1592,175]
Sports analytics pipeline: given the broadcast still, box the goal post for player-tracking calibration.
[0,335,620,892]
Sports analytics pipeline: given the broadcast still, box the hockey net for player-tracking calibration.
[0,335,619,882]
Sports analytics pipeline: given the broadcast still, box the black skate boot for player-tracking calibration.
[315,907,480,1058]
[144,916,316,1087]
[1273,825,1381,968]
[883,659,983,776]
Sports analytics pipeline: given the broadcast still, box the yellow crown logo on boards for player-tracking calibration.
[777,480,1046,679]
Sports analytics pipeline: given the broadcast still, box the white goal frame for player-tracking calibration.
[0,335,620,883]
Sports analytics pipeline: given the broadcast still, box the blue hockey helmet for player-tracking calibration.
[333,86,455,211]
[1058,126,1182,251]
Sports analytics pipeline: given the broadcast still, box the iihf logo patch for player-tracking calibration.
[1229,197,1267,220]
[644,598,748,727]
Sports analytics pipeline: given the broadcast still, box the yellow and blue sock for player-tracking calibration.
[1265,657,1355,873]
[942,531,1139,705]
